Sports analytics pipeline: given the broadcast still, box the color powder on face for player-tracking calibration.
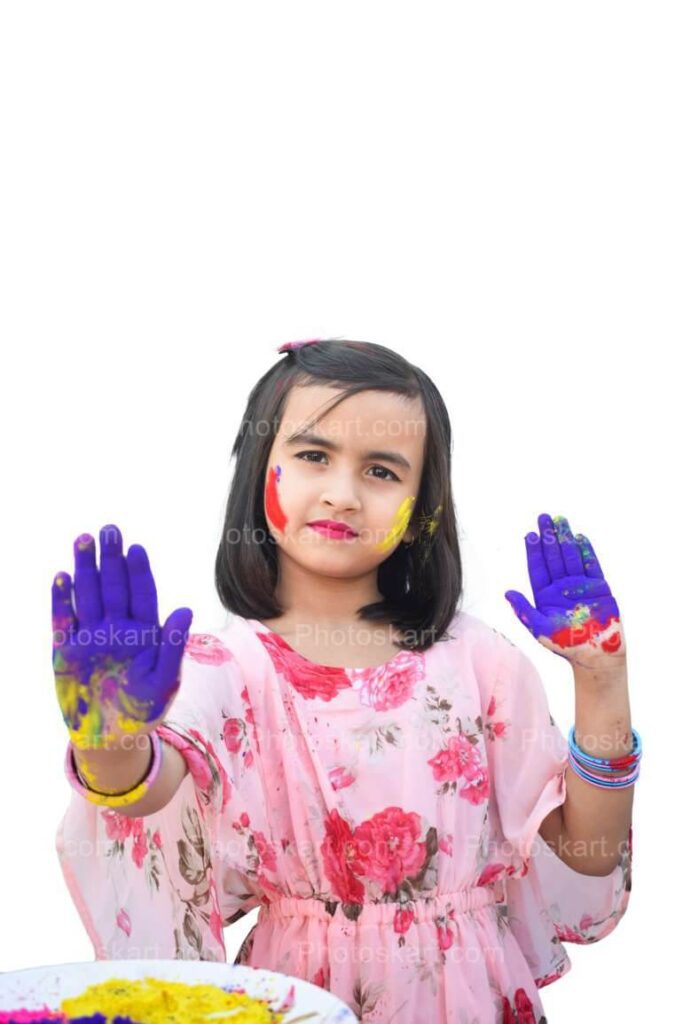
[264,464,288,532]
[375,496,416,552]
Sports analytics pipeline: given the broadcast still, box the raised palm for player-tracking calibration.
[504,512,624,666]
[52,523,192,749]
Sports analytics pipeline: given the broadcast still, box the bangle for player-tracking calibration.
[65,730,163,808]
[567,725,642,790]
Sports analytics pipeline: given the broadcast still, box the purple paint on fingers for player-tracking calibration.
[51,524,193,749]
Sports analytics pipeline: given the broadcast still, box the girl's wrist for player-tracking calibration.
[72,732,154,796]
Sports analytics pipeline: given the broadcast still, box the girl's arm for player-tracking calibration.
[73,735,189,818]
[555,660,633,875]
[505,513,636,877]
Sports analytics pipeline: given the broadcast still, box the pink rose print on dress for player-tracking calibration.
[253,830,278,872]
[185,728,232,811]
[320,807,441,932]
[256,631,352,701]
[223,717,243,753]
[209,907,224,944]
[223,691,259,763]
[320,809,365,905]
[241,686,255,725]
[459,764,490,804]
[477,863,508,886]
[131,818,149,868]
[116,907,132,937]
[257,870,283,905]
[328,765,355,791]
[102,809,134,843]
[556,912,595,943]
[311,965,330,990]
[393,907,415,935]
[239,685,261,755]
[428,733,490,803]
[352,807,427,893]
[101,810,161,882]
[347,650,425,711]
[231,815,280,903]
[437,922,454,951]
[185,633,235,666]
[438,834,453,856]
[501,987,539,1023]
[484,693,510,741]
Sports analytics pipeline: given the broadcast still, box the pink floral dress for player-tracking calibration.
[57,611,632,1024]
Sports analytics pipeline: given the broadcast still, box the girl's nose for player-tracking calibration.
[318,481,362,512]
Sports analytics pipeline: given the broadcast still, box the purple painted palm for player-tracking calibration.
[52,523,192,749]
[504,512,624,661]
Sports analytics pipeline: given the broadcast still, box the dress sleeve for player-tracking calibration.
[478,629,633,987]
[56,630,256,961]
[481,631,569,870]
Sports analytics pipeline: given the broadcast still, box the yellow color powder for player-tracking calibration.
[59,977,287,1023]
[375,496,416,552]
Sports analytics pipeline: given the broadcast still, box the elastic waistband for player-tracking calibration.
[258,884,500,926]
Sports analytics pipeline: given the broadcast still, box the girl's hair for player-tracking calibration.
[215,338,463,652]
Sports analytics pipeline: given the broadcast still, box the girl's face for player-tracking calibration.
[263,384,426,578]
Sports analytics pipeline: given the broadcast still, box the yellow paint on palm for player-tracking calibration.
[568,604,592,626]
[117,688,155,725]
[56,653,160,749]
[375,495,416,552]
[54,671,105,750]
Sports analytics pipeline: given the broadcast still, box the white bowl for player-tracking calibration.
[0,959,359,1023]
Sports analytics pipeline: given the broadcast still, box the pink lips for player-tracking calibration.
[307,520,358,539]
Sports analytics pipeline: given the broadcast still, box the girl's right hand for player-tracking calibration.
[52,523,193,751]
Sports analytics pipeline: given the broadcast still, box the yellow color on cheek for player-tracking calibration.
[375,496,416,552]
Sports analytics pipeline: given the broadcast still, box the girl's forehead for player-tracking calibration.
[278,384,426,439]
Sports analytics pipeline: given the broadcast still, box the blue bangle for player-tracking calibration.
[568,725,641,768]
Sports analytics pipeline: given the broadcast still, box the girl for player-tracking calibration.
[53,339,638,1024]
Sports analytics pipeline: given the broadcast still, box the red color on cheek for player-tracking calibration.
[265,466,287,531]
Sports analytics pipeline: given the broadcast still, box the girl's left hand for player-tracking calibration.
[504,512,625,668]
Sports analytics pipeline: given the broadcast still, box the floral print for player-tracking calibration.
[347,650,424,711]
[57,611,632,1023]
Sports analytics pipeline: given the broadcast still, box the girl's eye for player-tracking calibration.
[294,450,400,482]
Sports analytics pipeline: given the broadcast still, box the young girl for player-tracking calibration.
[53,338,638,1024]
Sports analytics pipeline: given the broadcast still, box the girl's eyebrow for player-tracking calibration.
[284,429,412,471]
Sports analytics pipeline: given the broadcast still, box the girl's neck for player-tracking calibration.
[258,613,404,670]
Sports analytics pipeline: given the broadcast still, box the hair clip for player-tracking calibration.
[276,338,322,354]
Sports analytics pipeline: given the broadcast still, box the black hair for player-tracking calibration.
[214,338,463,652]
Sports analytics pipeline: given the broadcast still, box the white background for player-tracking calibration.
[1,1,679,1019]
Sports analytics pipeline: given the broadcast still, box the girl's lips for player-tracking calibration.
[306,523,358,539]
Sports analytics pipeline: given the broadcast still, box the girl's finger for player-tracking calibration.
[504,589,548,640]
[99,523,130,619]
[127,543,159,625]
[553,515,584,576]
[537,512,565,581]
[154,607,193,695]
[575,533,605,579]
[52,571,76,644]
[524,532,551,602]
[73,533,103,625]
